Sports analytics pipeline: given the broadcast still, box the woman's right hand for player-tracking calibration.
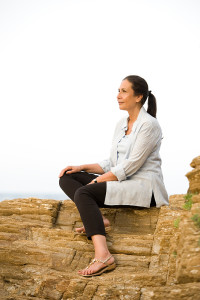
[59,165,82,178]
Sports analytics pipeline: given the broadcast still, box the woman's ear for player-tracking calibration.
[136,94,143,103]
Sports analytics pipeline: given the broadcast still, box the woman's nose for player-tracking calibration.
[117,92,121,99]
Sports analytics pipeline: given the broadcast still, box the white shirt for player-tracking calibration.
[117,134,132,164]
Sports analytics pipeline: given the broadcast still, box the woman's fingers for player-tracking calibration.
[59,166,71,177]
[65,166,78,174]
[58,170,64,178]
[59,165,81,177]
[64,166,73,173]
[59,170,66,177]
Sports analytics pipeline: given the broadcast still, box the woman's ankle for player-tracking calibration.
[94,249,111,259]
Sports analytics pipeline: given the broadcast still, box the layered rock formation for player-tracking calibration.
[186,156,200,194]
[0,156,200,299]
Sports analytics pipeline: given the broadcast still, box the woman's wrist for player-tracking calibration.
[93,174,105,183]
[98,172,118,183]
[80,164,88,172]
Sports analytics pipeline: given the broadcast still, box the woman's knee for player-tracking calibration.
[59,175,65,189]
[59,173,71,189]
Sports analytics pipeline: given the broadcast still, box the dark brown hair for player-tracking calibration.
[123,75,157,118]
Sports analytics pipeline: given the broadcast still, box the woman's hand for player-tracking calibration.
[59,165,82,178]
[87,180,95,185]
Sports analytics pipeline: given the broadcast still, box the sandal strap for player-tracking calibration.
[93,255,113,265]
[85,259,96,269]
[85,255,113,269]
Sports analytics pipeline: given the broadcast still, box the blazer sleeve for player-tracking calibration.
[97,159,111,173]
[110,120,162,181]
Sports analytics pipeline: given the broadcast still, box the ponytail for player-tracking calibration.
[147,91,157,118]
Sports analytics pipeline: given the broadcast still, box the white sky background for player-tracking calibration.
[0,0,199,198]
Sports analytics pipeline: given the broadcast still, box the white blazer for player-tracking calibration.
[98,106,169,208]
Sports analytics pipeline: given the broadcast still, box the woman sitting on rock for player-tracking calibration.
[59,75,169,277]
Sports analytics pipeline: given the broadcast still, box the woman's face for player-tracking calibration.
[117,79,142,112]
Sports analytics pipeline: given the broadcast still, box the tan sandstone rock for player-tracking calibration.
[0,156,200,299]
[186,155,200,194]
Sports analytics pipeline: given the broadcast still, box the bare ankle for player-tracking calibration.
[95,249,110,259]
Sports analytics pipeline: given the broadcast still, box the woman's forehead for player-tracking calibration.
[119,79,132,89]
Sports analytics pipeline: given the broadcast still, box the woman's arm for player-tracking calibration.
[59,163,118,183]
[89,171,118,183]
[59,163,105,177]
[81,163,105,174]
[81,164,118,182]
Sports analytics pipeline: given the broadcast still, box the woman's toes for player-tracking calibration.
[75,226,85,233]
[78,268,85,274]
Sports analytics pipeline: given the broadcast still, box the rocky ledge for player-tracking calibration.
[0,156,200,299]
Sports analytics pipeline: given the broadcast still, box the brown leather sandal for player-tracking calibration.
[78,254,116,277]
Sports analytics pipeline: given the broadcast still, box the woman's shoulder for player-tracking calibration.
[141,109,161,130]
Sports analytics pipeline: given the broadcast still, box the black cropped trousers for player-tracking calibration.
[59,171,156,240]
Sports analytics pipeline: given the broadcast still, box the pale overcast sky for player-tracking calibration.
[0,0,199,199]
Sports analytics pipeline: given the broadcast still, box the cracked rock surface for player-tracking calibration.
[0,157,200,299]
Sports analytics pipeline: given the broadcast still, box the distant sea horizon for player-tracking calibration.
[0,192,69,202]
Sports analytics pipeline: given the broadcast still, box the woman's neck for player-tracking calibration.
[127,105,142,123]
